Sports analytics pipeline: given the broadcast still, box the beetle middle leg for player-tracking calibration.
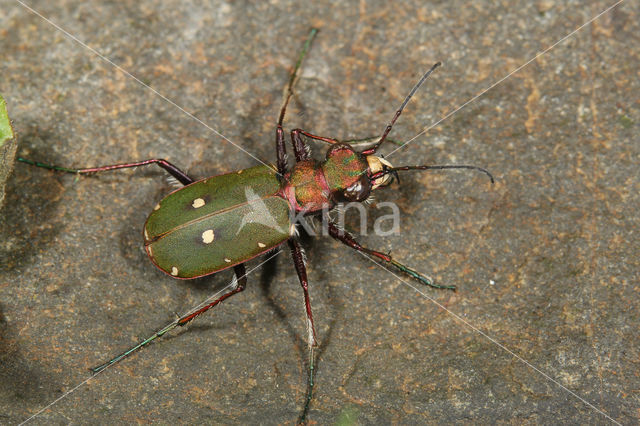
[275,29,319,175]
[17,157,195,185]
[288,238,318,423]
[327,221,456,291]
[288,240,318,346]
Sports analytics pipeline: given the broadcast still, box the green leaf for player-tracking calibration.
[0,95,14,146]
[0,94,17,207]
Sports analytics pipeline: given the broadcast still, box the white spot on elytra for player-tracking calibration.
[258,242,266,248]
[237,169,243,174]
[171,266,178,276]
[192,198,205,208]
[224,258,232,263]
[154,203,161,211]
[144,228,149,240]
[202,229,215,244]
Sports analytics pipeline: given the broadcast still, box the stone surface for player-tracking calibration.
[0,0,638,424]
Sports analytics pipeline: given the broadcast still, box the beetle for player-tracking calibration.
[18,28,493,421]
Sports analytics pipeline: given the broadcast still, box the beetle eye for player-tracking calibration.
[342,175,372,202]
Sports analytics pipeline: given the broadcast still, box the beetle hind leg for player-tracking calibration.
[90,264,247,374]
[176,264,247,327]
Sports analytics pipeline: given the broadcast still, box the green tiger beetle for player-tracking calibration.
[19,29,493,422]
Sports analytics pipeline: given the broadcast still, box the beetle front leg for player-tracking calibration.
[291,129,401,151]
[292,129,340,146]
[276,126,288,175]
[290,129,312,162]
[327,221,456,291]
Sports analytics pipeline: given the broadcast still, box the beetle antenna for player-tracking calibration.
[373,164,495,184]
[362,62,441,155]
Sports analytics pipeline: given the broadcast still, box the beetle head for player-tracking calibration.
[366,155,394,190]
[323,143,372,203]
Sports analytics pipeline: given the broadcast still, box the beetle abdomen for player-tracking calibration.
[144,165,292,279]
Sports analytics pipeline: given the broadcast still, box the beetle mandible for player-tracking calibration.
[18,28,493,420]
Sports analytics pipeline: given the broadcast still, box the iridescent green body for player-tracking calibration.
[322,145,369,192]
[283,144,372,212]
[145,144,375,279]
[144,164,291,279]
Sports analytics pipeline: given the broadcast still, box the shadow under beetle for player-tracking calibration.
[19,28,493,422]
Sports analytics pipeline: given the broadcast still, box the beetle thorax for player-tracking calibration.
[283,144,374,213]
[283,159,333,212]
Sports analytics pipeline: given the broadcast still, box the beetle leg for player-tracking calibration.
[176,263,247,326]
[275,29,318,176]
[290,129,312,162]
[18,157,195,185]
[292,129,340,145]
[327,221,395,264]
[340,136,402,149]
[288,240,318,347]
[327,221,456,291]
[291,130,402,152]
[91,264,248,374]
[276,126,288,175]
[288,239,318,422]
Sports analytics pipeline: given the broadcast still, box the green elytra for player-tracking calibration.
[144,164,290,278]
[143,143,386,280]
[18,28,493,423]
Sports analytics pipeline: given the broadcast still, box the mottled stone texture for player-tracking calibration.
[1,0,638,424]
